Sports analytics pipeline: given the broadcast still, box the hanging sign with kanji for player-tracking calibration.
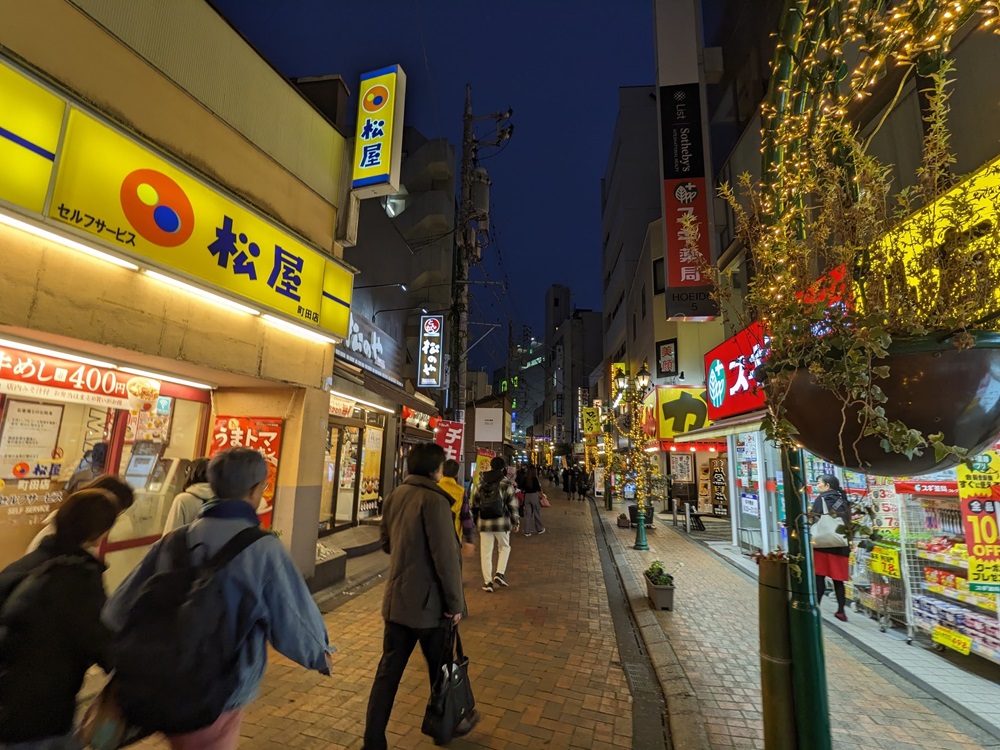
[958,451,1000,593]
[417,315,445,388]
[434,420,465,462]
[209,416,284,530]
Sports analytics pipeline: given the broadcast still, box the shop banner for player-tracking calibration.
[210,416,283,530]
[328,395,356,418]
[435,420,465,462]
[958,451,1000,593]
[475,408,504,443]
[710,457,728,516]
[582,407,601,438]
[351,65,406,196]
[49,110,353,337]
[0,401,64,480]
[704,322,769,421]
[473,448,495,490]
[894,478,958,496]
[659,82,718,319]
[655,386,711,440]
[338,312,405,386]
[0,343,155,411]
[417,315,445,388]
[594,466,605,497]
[360,427,383,500]
[0,61,65,214]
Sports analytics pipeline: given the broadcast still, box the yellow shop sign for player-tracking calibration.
[351,65,406,198]
[0,60,65,213]
[48,110,352,336]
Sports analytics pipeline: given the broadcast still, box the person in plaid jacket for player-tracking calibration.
[471,457,520,593]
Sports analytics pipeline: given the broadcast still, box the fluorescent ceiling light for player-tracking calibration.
[262,314,337,345]
[0,337,119,369]
[327,389,394,413]
[118,366,212,390]
[0,210,139,270]
[145,270,260,316]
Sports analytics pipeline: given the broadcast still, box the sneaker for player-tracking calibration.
[482,581,494,593]
[494,572,508,587]
[523,533,532,537]
[538,528,546,535]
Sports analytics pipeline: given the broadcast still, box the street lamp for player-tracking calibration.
[372,305,428,322]
[355,282,408,291]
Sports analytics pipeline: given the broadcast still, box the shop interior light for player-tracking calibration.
[0,210,139,270]
[327,389,394,414]
[689,447,697,452]
[118,366,212,390]
[0,337,118,369]
[144,270,260,316]
[262,314,337,345]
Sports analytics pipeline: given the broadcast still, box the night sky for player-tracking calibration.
[211,0,655,373]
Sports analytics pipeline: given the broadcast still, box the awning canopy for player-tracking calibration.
[362,372,439,415]
[673,410,767,442]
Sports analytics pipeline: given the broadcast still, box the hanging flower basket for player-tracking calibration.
[783,332,1000,475]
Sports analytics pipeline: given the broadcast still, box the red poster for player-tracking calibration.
[664,177,711,287]
[435,420,465,463]
[209,416,283,529]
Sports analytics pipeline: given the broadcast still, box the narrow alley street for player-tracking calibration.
[128,482,996,749]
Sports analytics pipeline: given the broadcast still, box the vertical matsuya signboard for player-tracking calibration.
[352,65,406,198]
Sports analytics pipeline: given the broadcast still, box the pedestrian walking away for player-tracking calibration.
[0,488,119,749]
[472,456,520,592]
[812,473,852,622]
[362,443,477,750]
[518,465,546,536]
[104,447,334,750]
[162,458,215,533]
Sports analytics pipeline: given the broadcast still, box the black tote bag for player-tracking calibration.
[421,625,476,745]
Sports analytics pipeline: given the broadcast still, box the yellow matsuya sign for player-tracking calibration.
[351,65,406,198]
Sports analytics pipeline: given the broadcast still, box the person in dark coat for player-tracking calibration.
[0,488,119,747]
[811,474,852,621]
[562,467,570,493]
[363,443,475,750]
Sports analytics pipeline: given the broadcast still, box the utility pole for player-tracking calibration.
[449,84,513,479]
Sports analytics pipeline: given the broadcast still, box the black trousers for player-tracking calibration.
[362,620,449,750]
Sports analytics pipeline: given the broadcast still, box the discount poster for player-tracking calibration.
[957,450,1000,593]
[209,416,284,530]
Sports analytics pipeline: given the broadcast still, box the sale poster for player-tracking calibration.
[957,451,1000,593]
[209,416,284,530]
[360,427,383,500]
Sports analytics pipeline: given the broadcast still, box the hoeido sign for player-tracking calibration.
[417,315,445,388]
[704,322,769,421]
[335,312,404,386]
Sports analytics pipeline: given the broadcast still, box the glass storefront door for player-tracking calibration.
[733,431,765,552]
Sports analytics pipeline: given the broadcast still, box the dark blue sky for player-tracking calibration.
[212,0,654,373]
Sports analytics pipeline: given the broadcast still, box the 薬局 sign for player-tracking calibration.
[434,420,465,462]
[48,110,353,338]
[351,65,406,197]
[958,451,1000,593]
[210,416,284,530]
[0,61,65,214]
[659,82,718,320]
[704,322,769,421]
[417,315,445,388]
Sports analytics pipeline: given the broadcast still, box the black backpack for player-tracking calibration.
[111,526,268,734]
[477,480,506,520]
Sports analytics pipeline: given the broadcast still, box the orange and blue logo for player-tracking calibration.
[120,168,194,247]
[362,85,390,114]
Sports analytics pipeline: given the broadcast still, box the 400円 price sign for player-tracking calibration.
[958,451,1000,594]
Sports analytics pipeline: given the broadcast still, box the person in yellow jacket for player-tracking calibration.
[439,459,474,555]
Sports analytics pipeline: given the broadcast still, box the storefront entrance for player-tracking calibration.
[320,408,386,533]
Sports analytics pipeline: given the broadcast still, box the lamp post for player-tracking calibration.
[614,363,653,551]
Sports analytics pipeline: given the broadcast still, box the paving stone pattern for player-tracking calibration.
[605,506,992,750]
[138,482,632,749]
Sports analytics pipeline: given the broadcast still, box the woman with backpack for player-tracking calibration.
[0,488,119,749]
[163,458,215,532]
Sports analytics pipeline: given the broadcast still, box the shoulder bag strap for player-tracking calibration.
[206,527,269,572]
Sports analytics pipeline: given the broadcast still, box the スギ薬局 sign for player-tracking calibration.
[704,322,769,421]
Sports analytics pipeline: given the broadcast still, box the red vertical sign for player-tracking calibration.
[435,420,465,463]
[209,416,284,530]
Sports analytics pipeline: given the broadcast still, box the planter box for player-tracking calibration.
[644,573,675,611]
[617,518,631,528]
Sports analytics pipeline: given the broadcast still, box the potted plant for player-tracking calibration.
[617,512,631,528]
[696,10,1000,476]
[643,560,679,611]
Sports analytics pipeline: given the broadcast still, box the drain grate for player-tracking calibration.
[624,661,657,692]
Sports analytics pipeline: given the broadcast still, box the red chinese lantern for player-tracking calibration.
[401,406,412,420]
[428,416,439,429]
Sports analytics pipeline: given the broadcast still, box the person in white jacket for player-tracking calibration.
[163,458,215,532]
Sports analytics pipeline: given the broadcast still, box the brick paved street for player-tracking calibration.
[138,481,632,749]
[601,503,997,750]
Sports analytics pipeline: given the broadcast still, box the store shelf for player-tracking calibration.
[917,550,969,570]
[915,621,1000,665]
[921,582,998,613]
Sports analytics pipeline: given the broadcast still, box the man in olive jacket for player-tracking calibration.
[362,443,473,750]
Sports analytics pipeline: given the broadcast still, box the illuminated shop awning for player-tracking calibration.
[673,410,767,442]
